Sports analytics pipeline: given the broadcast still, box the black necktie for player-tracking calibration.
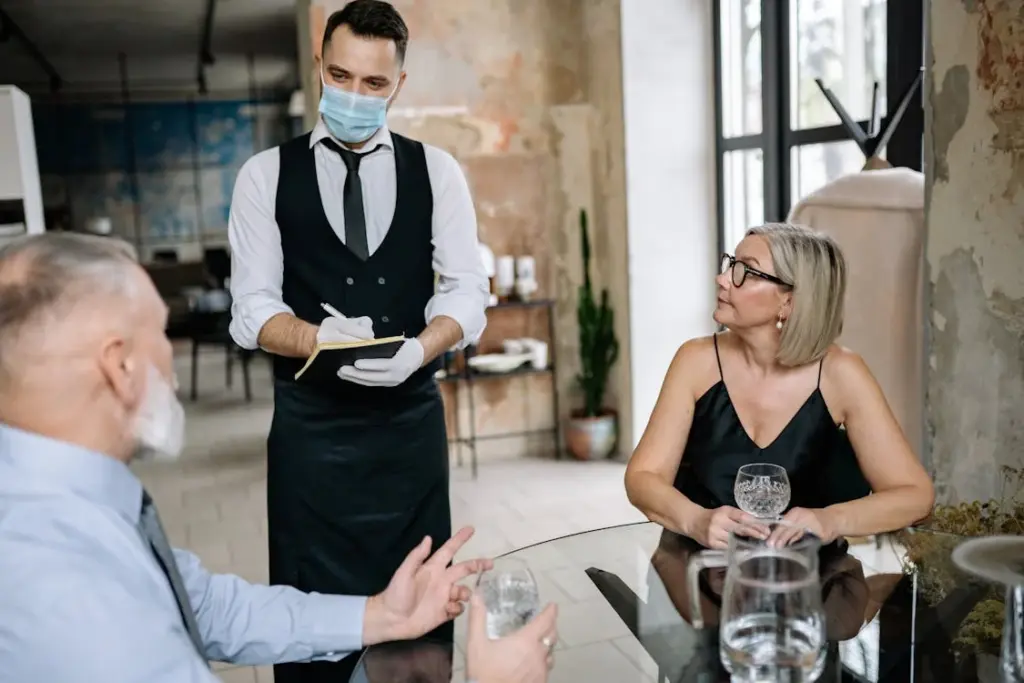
[139,491,208,663]
[322,139,382,261]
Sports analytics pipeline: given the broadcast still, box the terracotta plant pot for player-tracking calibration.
[565,410,618,461]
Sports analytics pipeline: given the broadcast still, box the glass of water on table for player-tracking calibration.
[734,462,791,519]
[476,558,541,639]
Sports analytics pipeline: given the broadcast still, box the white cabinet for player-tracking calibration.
[0,85,44,238]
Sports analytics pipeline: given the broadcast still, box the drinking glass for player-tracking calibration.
[475,558,540,639]
[688,520,827,682]
[734,463,791,519]
[1004,585,1023,682]
[952,536,1024,681]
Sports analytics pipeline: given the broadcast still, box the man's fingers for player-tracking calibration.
[428,526,475,569]
[394,536,432,579]
[351,315,375,331]
[450,584,472,603]
[520,602,558,639]
[353,358,391,371]
[466,592,486,634]
[445,558,490,587]
[337,367,382,385]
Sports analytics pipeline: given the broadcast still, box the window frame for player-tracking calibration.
[713,0,924,256]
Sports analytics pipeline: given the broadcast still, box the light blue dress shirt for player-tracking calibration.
[0,424,367,682]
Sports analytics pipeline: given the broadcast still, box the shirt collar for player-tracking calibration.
[0,423,143,524]
[310,116,394,153]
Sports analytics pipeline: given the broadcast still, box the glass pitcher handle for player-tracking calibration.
[686,549,728,630]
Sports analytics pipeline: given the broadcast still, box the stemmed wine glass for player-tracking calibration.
[734,463,791,519]
[475,557,541,639]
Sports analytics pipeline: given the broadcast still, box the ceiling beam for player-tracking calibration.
[0,6,62,91]
[197,0,217,94]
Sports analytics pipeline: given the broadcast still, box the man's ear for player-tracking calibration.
[388,71,407,108]
[97,336,138,408]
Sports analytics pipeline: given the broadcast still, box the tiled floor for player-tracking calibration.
[132,348,645,682]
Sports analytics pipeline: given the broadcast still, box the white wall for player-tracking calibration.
[0,86,45,236]
[620,0,718,446]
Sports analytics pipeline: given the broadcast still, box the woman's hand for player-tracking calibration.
[768,508,838,546]
[694,506,770,549]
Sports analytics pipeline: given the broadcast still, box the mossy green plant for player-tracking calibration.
[897,466,1023,655]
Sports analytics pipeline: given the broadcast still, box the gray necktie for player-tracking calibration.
[323,140,382,261]
[139,491,207,662]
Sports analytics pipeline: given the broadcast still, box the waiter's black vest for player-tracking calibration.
[273,131,441,398]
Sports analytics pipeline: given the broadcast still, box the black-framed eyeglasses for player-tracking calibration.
[720,253,792,288]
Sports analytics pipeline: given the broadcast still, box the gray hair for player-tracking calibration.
[745,223,846,367]
[0,233,140,379]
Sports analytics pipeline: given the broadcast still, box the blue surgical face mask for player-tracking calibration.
[318,72,397,144]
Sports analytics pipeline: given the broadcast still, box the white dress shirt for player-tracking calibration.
[0,425,365,682]
[228,119,489,351]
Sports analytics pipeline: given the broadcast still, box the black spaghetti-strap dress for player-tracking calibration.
[674,334,870,514]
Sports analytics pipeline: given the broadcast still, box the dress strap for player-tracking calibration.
[817,353,826,388]
[713,333,724,380]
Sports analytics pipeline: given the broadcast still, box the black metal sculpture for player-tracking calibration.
[815,68,924,167]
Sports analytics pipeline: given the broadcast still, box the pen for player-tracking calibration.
[320,302,344,319]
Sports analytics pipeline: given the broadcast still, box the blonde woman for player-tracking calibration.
[624,223,934,550]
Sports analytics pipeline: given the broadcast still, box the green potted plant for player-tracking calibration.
[565,208,620,460]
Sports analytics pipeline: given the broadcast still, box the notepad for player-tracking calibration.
[294,336,406,381]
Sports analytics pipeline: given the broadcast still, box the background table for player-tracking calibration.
[351,523,1009,683]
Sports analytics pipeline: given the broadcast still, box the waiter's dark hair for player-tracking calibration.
[322,0,409,64]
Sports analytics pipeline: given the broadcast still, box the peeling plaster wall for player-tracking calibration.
[926,0,1024,503]
[306,0,631,460]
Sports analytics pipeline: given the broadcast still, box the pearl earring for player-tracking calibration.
[776,316,784,330]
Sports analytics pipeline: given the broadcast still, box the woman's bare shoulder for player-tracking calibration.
[822,344,873,381]
[821,344,885,418]
[668,334,722,396]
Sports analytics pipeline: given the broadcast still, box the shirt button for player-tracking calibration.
[381,315,390,323]
[378,277,386,285]
[346,277,354,285]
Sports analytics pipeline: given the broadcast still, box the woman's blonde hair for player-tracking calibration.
[745,223,846,367]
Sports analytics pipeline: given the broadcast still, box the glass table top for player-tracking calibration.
[351,522,1012,683]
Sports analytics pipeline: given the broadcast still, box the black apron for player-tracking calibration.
[268,378,451,683]
[266,131,451,683]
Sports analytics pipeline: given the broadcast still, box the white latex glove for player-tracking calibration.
[337,338,424,387]
[317,315,374,344]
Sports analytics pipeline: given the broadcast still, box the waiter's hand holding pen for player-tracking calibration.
[317,301,375,344]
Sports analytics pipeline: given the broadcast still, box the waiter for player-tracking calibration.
[227,1,489,680]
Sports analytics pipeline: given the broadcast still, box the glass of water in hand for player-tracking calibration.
[476,558,540,639]
[734,463,791,519]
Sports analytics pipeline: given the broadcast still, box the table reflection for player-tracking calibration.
[350,523,1008,683]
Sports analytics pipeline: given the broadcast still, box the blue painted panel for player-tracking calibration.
[32,97,287,245]
[132,103,194,171]
[196,101,255,167]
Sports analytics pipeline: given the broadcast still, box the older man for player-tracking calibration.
[0,233,556,683]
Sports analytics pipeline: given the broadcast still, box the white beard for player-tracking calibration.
[132,364,186,461]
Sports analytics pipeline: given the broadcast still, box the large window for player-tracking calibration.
[714,0,915,253]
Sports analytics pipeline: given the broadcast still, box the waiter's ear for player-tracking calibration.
[388,71,406,108]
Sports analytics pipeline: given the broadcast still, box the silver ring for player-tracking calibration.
[541,636,554,651]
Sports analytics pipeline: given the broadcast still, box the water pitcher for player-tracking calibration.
[686,521,827,682]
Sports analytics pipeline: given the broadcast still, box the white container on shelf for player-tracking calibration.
[0,86,44,238]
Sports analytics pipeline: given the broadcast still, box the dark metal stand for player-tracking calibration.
[441,299,560,479]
